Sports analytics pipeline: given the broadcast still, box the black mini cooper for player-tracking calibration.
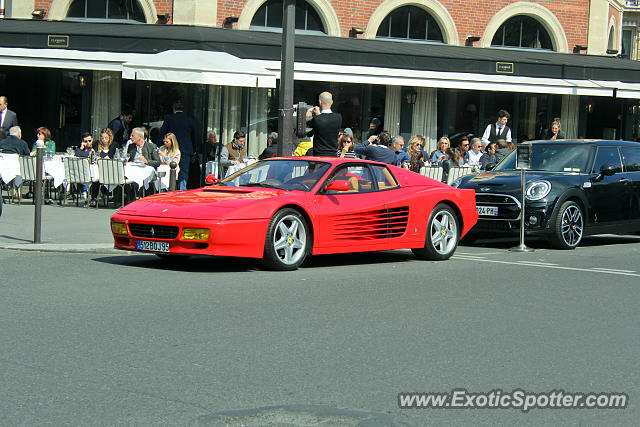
[453,140,640,249]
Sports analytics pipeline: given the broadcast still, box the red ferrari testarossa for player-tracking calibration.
[111,157,478,270]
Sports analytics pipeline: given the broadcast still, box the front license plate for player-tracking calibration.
[477,206,499,216]
[137,240,170,252]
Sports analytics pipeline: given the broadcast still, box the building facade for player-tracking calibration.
[2,0,640,166]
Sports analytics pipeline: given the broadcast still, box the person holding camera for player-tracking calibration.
[306,91,342,157]
[354,131,397,165]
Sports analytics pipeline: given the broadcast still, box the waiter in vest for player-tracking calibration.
[481,109,512,147]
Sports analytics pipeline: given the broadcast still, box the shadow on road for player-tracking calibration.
[460,234,640,250]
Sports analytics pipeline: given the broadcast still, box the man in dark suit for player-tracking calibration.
[0,96,19,132]
[307,91,342,157]
[160,100,197,190]
[0,126,29,155]
[258,132,278,160]
[108,107,133,150]
[127,127,160,168]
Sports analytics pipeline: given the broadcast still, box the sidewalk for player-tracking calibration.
[0,200,122,254]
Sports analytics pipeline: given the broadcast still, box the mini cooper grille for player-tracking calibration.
[476,193,520,220]
[333,207,409,240]
[128,224,179,239]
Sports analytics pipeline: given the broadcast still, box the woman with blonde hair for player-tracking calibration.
[159,132,182,174]
[430,136,450,164]
[97,128,116,159]
[407,135,425,158]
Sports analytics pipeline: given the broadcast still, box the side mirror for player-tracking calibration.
[324,180,350,192]
[485,162,497,171]
[205,174,221,185]
[599,164,617,176]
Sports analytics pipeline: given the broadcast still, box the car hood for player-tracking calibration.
[115,187,285,219]
[459,171,576,193]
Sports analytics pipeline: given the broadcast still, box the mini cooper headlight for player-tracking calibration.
[526,180,551,200]
[111,222,128,235]
[450,178,462,188]
[181,228,210,241]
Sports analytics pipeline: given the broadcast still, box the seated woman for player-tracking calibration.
[407,150,426,173]
[441,147,460,183]
[31,126,56,155]
[97,128,116,159]
[158,132,182,175]
[337,133,357,158]
[430,137,450,164]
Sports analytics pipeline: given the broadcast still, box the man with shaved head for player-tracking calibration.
[306,91,342,157]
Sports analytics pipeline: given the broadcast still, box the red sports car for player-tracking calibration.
[111,157,478,270]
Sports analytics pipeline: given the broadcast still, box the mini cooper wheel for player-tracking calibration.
[412,203,459,261]
[552,201,583,250]
[263,208,309,270]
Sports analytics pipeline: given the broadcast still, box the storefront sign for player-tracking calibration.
[48,35,69,48]
[496,62,514,74]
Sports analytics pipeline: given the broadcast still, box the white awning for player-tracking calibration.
[591,80,640,99]
[248,59,616,97]
[0,48,276,88]
[0,47,125,71]
[121,50,276,88]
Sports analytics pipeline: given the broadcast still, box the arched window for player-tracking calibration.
[491,15,553,50]
[67,0,145,22]
[251,0,326,34]
[608,27,616,51]
[376,6,444,42]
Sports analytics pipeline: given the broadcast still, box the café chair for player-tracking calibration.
[419,165,443,182]
[63,157,92,207]
[97,159,132,209]
[446,166,474,185]
[19,155,54,204]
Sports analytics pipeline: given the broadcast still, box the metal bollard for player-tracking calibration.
[169,161,177,191]
[33,142,44,243]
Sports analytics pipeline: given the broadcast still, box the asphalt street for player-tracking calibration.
[1,234,638,425]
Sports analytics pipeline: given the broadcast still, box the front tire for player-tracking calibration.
[551,201,583,249]
[412,203,459,260]
[262,208,309,270]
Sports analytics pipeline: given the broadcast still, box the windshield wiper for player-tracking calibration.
[243,182,280,189]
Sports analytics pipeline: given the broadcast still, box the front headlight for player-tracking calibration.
[181,228,210,241]
[451,178,462,188]
[111,222,128,235]
[526,180,551,200]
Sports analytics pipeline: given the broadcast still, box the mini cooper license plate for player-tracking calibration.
[477,206,499,216]
[137,240,170,252]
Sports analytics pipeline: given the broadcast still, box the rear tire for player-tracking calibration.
[262,208,309,270]
[413,203,459,260]
[551,201,583,249]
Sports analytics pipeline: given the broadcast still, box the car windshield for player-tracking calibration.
[220,159,331,191]
[495,144,591,172]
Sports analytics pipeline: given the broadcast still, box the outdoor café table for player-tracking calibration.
[223,158,257,178]
[0,153,20,186]
[125,162,157,190]
[43,154,66,189]
[156,164,170,191]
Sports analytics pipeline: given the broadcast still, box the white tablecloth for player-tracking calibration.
[44,156,66,188]
[124,163,157,190]
[0,153,20,185]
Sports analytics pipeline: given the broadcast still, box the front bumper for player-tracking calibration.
[473,193,556,235]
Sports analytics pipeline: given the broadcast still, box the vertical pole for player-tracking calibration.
[169,161,177,191]
[277,0,296,157]
[217,86,225,179]
[33,142,44,243]
[509,167,533,252]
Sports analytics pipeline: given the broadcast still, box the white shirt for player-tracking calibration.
[0,109,6,127]
[467,150,483,166]
[481,122,512,146]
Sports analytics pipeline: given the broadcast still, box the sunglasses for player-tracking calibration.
[83,139,92,143]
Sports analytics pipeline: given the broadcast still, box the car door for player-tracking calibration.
[314,163,410,250]
[585,146,628,223]
[620,146,640,223]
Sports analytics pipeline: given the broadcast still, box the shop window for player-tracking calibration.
[376,6,444,42]
[491,15,553,50]
[67,0,145,22]
[251,0,326,34]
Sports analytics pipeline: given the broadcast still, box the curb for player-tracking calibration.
[0,244,131,254]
